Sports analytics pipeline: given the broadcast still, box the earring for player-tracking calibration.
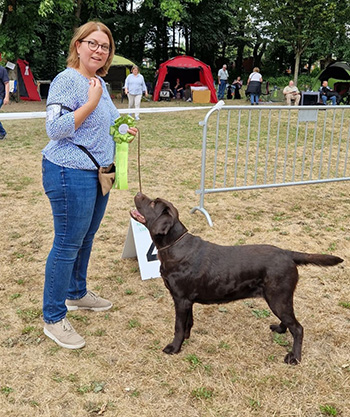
[78,54,80,59]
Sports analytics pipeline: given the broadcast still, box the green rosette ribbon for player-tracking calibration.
[110,115,136,190]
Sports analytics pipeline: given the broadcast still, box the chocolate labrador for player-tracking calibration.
[130,192,343,364]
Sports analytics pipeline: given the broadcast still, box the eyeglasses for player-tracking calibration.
[80,40,111,54]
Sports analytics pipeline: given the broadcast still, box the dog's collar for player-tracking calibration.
[157,231,188,252]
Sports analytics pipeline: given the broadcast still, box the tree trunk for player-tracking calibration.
[74,0,82,30]
[171,23,176,57]
[253,41,266,69]
[293,51,301,85]
[184,26,189,55]
[161,18,168,62]
[235,42,244,76]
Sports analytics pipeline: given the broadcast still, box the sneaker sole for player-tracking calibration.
[44,327,86,349]
[66,303,113,312]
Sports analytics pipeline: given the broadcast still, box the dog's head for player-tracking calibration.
[130,193,182,239]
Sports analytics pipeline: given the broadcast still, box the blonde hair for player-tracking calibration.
[253,67,260,73]
[66,21,115,77]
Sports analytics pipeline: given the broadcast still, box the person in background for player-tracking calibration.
[319,80,341,105]
[41,21,137,350]
[217,64,229,100]
[124,65,148,120]
[184,84,192,102]
[283,80,301,105]
[173,78,184,99]
[232,76,243,99]
[227,83,233,99]
[0,64,10,140]
[246,67,262,105]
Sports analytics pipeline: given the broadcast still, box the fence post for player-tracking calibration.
[190,100,225,227]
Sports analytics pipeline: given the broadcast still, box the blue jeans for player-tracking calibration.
[250,93,259,104]
[218,80,227,99]
[321,95,337,105]
[173,89,183,99]
[0,99,6,136]
[42,157,110,323]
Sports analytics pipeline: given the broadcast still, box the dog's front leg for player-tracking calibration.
[163,298,193,354]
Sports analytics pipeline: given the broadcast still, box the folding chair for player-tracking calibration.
[260,81,271,102]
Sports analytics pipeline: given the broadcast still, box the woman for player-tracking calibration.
[124,65,148,121]
[42,21,137,349]
[232,76,243,99]
[246,67,262,105]
[173,78,184,99]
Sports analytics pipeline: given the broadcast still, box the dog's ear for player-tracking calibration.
[151,203,178,236]
[151,215,174,235]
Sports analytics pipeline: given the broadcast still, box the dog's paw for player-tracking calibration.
[163,343,180,354]
[284,352,300,365]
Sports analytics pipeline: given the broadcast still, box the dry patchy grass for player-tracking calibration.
[0,100,349,417]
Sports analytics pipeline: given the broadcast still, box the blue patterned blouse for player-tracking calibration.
[42,67,120,170]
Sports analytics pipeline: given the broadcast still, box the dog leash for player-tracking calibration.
[157,231,188,252]
[137,128,142,193]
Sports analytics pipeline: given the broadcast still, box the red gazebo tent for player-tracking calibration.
[153,55,217,103]
[17,59,41,101]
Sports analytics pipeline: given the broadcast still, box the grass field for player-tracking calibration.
[0,99,349,416]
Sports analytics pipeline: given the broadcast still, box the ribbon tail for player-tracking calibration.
[115,142,129,190]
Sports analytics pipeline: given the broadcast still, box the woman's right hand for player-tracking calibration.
[74,77,103,130]
[88,77,103,108]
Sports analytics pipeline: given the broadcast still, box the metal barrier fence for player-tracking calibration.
[191,101,350,226]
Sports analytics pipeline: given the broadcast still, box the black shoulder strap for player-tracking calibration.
[75,144,100,169]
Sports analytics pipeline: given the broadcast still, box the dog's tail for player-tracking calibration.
[290,251,343,267]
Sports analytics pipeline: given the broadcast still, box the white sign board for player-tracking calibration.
[5,61,16,70]
[122,218,161,280]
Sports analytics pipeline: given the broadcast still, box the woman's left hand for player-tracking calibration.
[127,127,138,143]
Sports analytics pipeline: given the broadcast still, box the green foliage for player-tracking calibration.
[251,309,271,319]
[77,381,106,395]
[266,73,315,91]
[319,404,338,416]
[339,301,350,309]
[16,308,42,323]
[1,386,14,396]
[297,74,315,91]
[266,76,291,88]
[248,397,261,410]
[38,0,75,17]
[273,333,290,347]
[1,0,350,81]
[128,319,141,329]
[159,0,201,23]
[184,353,202,369]
[10,293,22,301]
[191,386,213,400]
[257,0,350,82]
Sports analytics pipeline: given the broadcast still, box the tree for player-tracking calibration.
[2,0,350,86]
[257,0,350,84]
[0,0,44,61]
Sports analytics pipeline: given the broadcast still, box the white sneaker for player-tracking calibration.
[44,318,85,349]
[66,290,112,312]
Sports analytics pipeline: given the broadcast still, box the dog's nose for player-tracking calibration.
[135,192,146,201]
